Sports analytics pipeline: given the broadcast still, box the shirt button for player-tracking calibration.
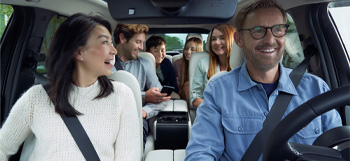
[264,112,268,117]
[314,128,320,134]
[238,127,243,132]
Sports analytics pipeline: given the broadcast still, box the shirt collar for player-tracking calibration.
[238,62,298,95]
[115,54,136,65]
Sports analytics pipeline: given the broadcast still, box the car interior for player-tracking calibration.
[0,0,349,161]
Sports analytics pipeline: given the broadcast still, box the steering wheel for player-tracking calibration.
[263,85,350,161]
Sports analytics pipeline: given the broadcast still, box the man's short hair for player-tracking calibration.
[235,0,287,30]
[114,23,149,44]
[146,35,166,51]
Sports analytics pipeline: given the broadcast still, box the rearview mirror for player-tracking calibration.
[108,0,238,24]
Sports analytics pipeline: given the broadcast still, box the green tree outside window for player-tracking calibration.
[0,4,14,38]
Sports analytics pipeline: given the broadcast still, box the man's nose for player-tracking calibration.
[262,29,275,44]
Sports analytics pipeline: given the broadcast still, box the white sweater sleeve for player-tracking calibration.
[0,86,35,160]
[114,84,141,161]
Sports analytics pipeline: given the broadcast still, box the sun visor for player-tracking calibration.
[108,0,238,24]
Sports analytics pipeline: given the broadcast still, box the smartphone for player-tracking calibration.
[160,85,175,96]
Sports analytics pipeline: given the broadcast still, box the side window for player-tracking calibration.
[0,4,14,40]
[282,14,304,69]
[37,15,66,74]
[329,1,350,56]
[150,33,208,55]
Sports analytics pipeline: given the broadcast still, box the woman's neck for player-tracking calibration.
[218,54,227,71]
[72,69,98,87]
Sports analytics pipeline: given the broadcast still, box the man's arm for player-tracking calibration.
[141,58,170,104]
[142,101,168,119]
[185,82,224,160]
[140,58,170,119]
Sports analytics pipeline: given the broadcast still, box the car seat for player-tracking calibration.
[172,54,183,63]
[165,55,172,63]
[138,52,156,69]
[186,33,203,41]
[107,71,143,161]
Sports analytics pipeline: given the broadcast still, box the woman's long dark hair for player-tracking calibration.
[45,13,114,117]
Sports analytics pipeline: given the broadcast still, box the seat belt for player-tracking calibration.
[31,69,100,161]
[241,45,315,161]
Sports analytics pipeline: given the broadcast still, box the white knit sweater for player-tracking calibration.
[0,81,141,161]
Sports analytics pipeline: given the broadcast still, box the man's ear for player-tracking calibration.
[119,33,126,44]
[234,31,243,48]
[73,46,84,61]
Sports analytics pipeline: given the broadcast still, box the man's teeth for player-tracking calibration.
[261,49,275,52]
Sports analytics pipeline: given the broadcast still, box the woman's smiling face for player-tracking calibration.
[78,25,117,78]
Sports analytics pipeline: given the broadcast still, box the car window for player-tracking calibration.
[153,33,208,54]
[329,1,350,56]
[0,4,13,41]
[282,14,304,69]
[37,15,67,74]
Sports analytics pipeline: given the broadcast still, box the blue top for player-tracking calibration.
[113,55,167,119]
[185,63,342,161]
[158,58,179,93]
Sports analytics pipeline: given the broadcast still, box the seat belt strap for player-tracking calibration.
[241,46,314,161]
[32,73,100,161]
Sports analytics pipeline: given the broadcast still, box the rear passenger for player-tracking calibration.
[173,37,203,107]
[146,35,178,93]
[190,24,236,108]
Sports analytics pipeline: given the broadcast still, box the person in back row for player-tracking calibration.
[0,13,141,160]
[185,0,342,160]
[190,24,236,108]
[146,35,178,93]
[173,37,203,106]
[113,24,171,147]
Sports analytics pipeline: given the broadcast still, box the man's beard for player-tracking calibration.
[242,42,283,72]
[124,49,138,60]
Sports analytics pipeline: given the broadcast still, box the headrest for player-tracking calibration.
[165,55,172,63]
[186,33,203,41]
[172,54,183,63]
[205,30,212,51]
[229,41,245,69]
[138,52,156,69]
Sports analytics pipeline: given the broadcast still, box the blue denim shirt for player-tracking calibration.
[185,63,342,161]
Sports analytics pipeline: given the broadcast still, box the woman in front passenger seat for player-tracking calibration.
[190,24,236,108]
[0,13,140,161]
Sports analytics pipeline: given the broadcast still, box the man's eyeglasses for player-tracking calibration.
[239,24,289,40]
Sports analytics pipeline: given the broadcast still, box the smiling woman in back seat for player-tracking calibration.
[0,13,140,161]
[173,37,203,106]
[190,24,236,108]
